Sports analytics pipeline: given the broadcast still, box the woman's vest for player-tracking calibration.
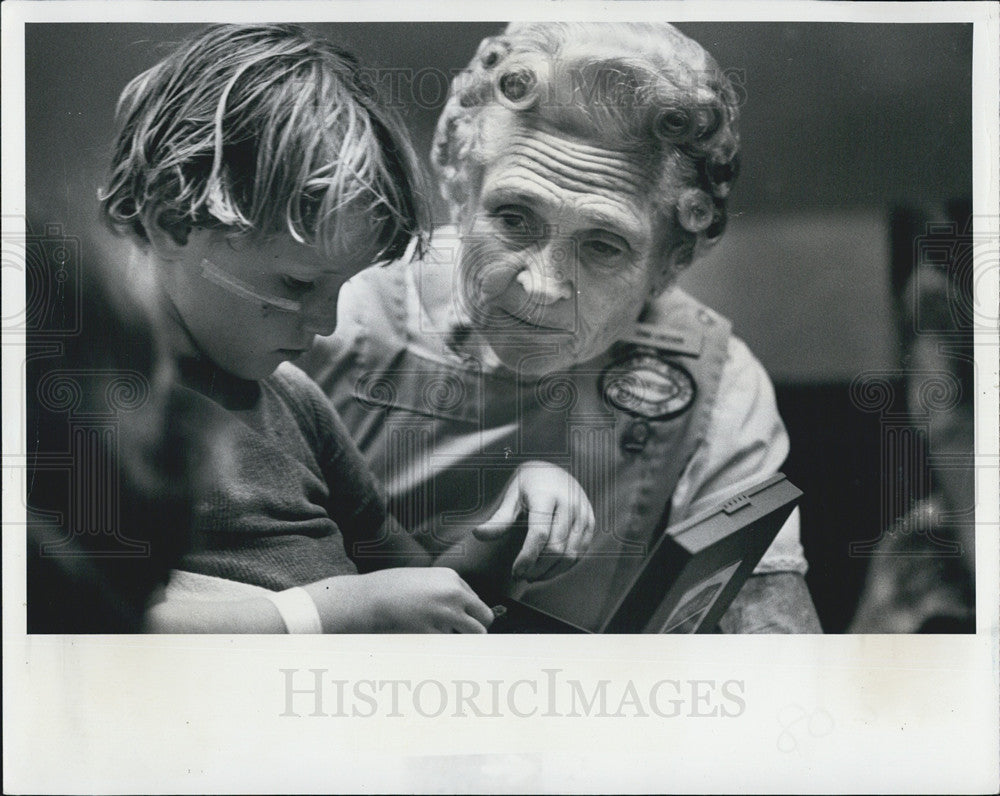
[302,251,732,632]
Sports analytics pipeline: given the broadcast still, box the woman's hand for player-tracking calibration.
[472,461,596,582]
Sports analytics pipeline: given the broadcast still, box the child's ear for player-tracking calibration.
[142,207,196,260]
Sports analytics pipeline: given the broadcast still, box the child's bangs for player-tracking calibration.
[101,25,430,258]
[246,66,428,264]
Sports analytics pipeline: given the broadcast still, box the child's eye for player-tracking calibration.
[282,275,315,293]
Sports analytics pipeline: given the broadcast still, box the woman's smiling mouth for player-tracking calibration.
[495,307,572,333]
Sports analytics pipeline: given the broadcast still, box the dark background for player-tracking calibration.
[25,23,972,223]
[24,22,973,631]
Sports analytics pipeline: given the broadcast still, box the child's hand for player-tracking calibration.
[473,461,596,582]
[147,569,494,634]
[354,568,494,633]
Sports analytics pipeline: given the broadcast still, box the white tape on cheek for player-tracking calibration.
[199,258,302,313]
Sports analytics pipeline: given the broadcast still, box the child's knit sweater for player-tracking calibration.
[175,357,388,590]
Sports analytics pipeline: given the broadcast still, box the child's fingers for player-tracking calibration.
[450,574,494,629]
[448,609,490,633]
[461,591,495,629]
[438,594,491,632]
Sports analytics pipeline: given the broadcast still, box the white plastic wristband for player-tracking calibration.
[263,587,323,634]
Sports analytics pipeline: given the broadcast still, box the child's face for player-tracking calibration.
[162,228,374,380]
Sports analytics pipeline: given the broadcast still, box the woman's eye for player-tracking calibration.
[283,275,315,292]
[492,206,535,236]
[500,214,526,230]
[584,238,625,259]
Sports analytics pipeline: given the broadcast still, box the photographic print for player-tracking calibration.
[3,2,998,793]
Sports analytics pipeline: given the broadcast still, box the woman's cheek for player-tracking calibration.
[460,238,523,303]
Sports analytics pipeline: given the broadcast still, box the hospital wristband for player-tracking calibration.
[263,587,323,634]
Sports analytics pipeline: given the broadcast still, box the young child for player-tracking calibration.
[100,24,593,633]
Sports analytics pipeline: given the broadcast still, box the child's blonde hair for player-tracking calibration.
[101,24,429,261]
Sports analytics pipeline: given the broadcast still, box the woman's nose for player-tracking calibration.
[516,241,574,305]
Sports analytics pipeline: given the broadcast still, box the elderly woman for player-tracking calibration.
[301,22,822,632]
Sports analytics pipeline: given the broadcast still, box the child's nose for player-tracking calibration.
[300,290,338,337]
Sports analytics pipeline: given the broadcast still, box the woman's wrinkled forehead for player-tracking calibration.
[434,21,739,262]
[477,121,657,241]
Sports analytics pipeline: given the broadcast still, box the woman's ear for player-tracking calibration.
[649,226,696,298]
[649,256,683,299]
[142,207,195,260]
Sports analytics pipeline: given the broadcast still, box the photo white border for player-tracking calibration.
[3,2,998,793]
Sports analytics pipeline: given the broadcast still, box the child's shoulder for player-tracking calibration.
[266,362,355,453]
[267,361,332,412]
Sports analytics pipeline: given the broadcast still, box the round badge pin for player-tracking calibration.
[599,350,696,420]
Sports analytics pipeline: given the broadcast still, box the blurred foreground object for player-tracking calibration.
[25,215,219,632]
